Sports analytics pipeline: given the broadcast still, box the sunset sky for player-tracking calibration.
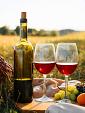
[0,0,85,30]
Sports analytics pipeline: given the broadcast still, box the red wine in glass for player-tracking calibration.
[34,43,55,102]
[34,61,55,74]
[56,63,78,76]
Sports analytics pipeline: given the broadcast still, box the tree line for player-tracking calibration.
[0,26,59,36]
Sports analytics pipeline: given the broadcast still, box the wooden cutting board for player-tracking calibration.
[17,100,55,113]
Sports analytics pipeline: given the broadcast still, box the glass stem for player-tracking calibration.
[65,75,68,99]
[43,74,46,96]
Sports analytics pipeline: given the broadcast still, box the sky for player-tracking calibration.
[0,0,85,31]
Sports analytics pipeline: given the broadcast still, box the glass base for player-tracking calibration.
[58,98,71,103]
[34,95,54,102]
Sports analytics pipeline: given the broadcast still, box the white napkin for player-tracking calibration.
[45,103,85,113]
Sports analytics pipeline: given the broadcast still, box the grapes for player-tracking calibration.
[68,86,76,92]
[69,94,76,101]
[73,88,79,95]
[76,85,83,92]
[54,82,85,102]
[76,83,85,93]
[83,86,85,93]
[54,93,61,100]
[54,86,79,101]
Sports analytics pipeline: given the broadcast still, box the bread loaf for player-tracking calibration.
[33,78,61,98]
[46,84,60,97]
[33,85,43,98]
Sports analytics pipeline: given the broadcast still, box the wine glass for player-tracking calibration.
[55,43,78,103]
[34,43,55,102]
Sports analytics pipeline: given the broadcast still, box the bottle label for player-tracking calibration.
[15,78,32,80]
[20,23,27,38]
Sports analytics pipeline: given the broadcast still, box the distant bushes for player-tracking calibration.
[0,26,76,36]
[14,26,20,35]
[0,26,16,35]
[0,26,11,35]
[0,26,59,36]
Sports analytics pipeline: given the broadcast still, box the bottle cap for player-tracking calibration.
[21,12,26,19]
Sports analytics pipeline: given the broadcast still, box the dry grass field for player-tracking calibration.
[0,32,85,79]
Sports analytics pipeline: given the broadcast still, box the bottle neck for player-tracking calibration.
[20,18,27,40]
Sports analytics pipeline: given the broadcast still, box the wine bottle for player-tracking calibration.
[14,12,33,103]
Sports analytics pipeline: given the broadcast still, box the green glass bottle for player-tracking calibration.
[14,12,33,103]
